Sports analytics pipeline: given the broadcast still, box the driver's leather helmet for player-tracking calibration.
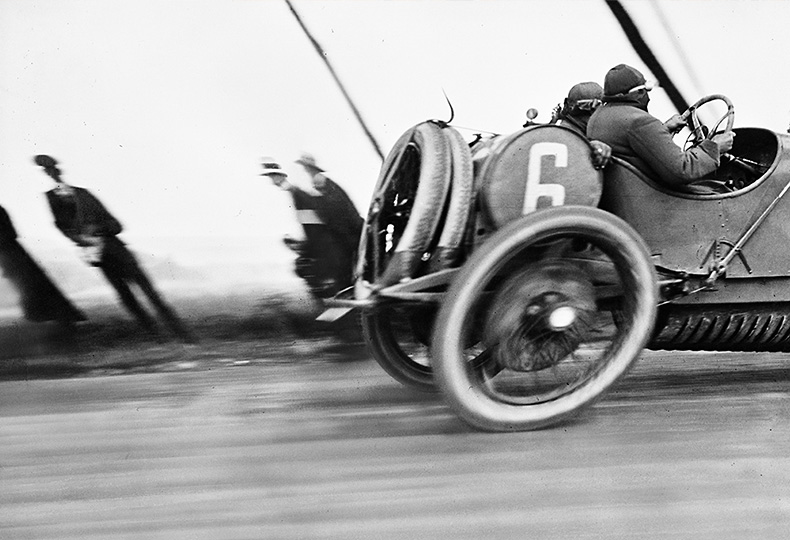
[603,64,647,97]
[564,81,603,115]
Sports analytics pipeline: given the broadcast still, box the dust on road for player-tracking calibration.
[1,334,789,540]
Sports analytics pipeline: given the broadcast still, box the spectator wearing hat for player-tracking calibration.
[295,153,363,263]
[261,157,352,299]
[32,155,195,342]
[0,203,86,326]
[552,81,612,170]
[587,63,734,192]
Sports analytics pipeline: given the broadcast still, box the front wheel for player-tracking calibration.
[431,206,658,431]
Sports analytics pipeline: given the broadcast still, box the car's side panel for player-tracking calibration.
[600,129,790,278]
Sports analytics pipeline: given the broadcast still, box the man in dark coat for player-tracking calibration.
[260,157,352,299]
[554,81,604,135]
[552,81,612,170]
[295,153,363,261]
[0,203,85,325]
[33,155,194,342]
[587,64,734,192]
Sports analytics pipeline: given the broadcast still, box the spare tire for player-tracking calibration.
[362,121,453,287]
[428,125,474,272]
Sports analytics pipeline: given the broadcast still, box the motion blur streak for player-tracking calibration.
[1,350,788,539]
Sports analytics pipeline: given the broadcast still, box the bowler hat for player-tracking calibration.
[34,154,59,168]
[260,157,287,177]
[603,64,647,97]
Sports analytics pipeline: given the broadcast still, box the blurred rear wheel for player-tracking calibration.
[361,305,435,392]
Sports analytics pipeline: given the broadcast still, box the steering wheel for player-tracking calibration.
[680,94,734,148]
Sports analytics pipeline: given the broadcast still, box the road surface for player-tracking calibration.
[1,344,789,539]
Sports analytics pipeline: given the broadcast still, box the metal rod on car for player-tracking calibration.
[718,177,790,272]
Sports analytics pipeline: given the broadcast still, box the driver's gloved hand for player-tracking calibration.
[712,131,735,154]
[589,140,612,170]
[663,114,686,134]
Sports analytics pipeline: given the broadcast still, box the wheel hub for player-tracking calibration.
[485,262,595,372]
[547,305,577,330]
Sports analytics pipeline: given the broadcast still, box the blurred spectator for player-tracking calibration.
[260,157,353,299]
[0,203,85,326]
[32,155,195,343]
[295,153,363,263]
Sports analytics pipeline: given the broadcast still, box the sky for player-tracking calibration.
[2,0,790,286]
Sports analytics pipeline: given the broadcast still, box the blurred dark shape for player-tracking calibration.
[262,155,364,345]
[296,153,364,290]
[262,155,363,300]
[34,156,195,343]
[33,154,58,169]
[0,204,86,325]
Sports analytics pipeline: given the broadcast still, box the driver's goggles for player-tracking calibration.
[627,80,659,93]
[573,98,602,111]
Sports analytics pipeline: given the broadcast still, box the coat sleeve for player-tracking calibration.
[78,189,123,237]
[628,115,720,186]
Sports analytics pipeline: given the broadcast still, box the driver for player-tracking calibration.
[587,63,734,193]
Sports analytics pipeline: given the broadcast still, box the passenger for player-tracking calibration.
[553,82,612,170]
[587,64,734,193]
[554,81,604,135]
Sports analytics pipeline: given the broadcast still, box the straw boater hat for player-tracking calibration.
[260,157,287,177]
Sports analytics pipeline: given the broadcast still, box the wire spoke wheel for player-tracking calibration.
[361,303,487,392]
[361,305,435,391]
[432,206,657,431]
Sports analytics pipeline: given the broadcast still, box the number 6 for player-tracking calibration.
[522,142,567,214]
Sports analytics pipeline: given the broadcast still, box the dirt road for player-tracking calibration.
[1,343,789,540]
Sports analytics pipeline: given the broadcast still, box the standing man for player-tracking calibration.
[294,153,363,266]
[33,155,195,342]
[0,203,85,326]
[261,157,353,299]
[586,63,734,192]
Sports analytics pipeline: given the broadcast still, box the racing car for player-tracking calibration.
[329,94,789,431]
